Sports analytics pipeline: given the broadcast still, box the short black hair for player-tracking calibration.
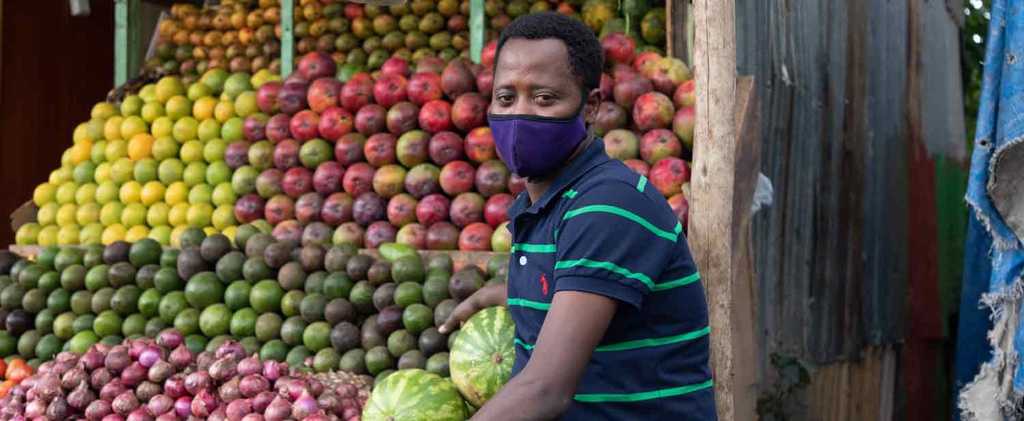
[495,12,604,93]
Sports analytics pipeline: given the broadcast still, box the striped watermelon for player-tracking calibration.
[449,306,515,408]
[362,369,468,421]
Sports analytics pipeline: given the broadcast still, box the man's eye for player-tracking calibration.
[535,94,555,103]
[496,95,514,105]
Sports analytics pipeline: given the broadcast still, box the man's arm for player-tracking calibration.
[472,290,617,421]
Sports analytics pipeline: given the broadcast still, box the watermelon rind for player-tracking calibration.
[362,369,469,421]
[449,306,515,408]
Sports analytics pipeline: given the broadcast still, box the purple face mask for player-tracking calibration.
[487,105,589,179]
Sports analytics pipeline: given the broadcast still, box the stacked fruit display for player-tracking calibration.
[15,70,284,247]
[0,335,369,420]
[147,1,284,79]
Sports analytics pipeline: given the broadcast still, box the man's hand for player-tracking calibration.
[438,283,508,334]
[471,291,617,420]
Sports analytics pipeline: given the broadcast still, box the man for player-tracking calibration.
[439,12,716,420]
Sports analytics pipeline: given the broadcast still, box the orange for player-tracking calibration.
[127,133,156,161]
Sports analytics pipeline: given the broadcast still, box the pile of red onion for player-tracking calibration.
[0,330,367,421]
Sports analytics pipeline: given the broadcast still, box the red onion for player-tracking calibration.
[263,396,291,421]
[57,351,80,364]
[163,374,186,399]
[184,371,211,395]
[100,379,127,402]
[262,360,283,381]
[105,350,131,372]
[155,412,178,421]
[225,399,252,421]
[292,390,321,419]
[237,354,261,377]
[127,407,155,421]
[217,377,241,401]
[241,414,264,421]
[339,382,358,398]
[306,415,330,421]
[210,357,238,381]
[209,408,228,421]
[147,360,174,384]
[317,390,342,415]
[168,346,192,370]
[284,379,307,401]
[93,342,113,354]
[197,352,215,371]
[252,391,275,413]
[34,374,63,401]
[82,349,106,371]
[215,341,246,361]
[129,339,153,360]
[156,330,184,349]
[239,374,269,398]
[91,368,115,390]
[138,347,162,368]
[190,390,218,418]
[121,363,147,387]
[68,381,97,410]
[86,400,114,421]
[37,361,55,375]
[341,399,357,411]
[47,397,70,418]
[20,375,37,391]
[341,407,361,420]
[308,378,325,396]
[53,360,76,377]
[25,399,46,419]
[112,390,140,416]
[173,397,192,420]
[102,415,126,421]
[147,394,174,415]
[136,381,161,401]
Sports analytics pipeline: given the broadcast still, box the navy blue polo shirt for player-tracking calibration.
[504,138,716,420]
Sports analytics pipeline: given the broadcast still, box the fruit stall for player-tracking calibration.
[0,0,765,419]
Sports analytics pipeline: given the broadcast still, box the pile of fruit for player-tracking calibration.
[145,0,669,79]
[0,334,369,421]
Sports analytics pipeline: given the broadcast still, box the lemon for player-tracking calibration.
[121,116,148,139]
[173,117,200,142]
[141,181,167,206]
[101,224,128,245]
[57,225,81,245]
[170,225,188,247]
[169,203,190,227]
[214,101,236,123]
[188,184,214,205]
[211,182,237,207]
[165,182,189,205]
[212,205,237,231]
[33,183,57,206]
[166,96,193,120]
[37,225,60,246]
[203,226,219,236]
[79,223,105,246]
[183,162,208,187]
[121,203,148,227]
[74,183,97,205]
[187,203,214,227]
[139,83,157,102]
[76,203,101,226]
[221,225,237,243]
[91,102,118,119]
[151,116,174,138]
[198,119,222,142]
[127,133,155,161]
[91,140,108,164]
[55,182,78,205]
[94,163,112,183]
[125,226,150,243]
[141,101,166,123]
[104,139,128,162]
[119,181,143,204]
[56,204,78,227]
[69,141,93,165]
[15,223,41,245]
[192,97,219,121]
[95,182,120,205]
[147,202,171,227]
[103,116,124,141]
[180,140,205,164]
[152,137,180,161]
[50,167,73,185]
[37,203,59,226]
[120,95,144,117]
[110,158,135,184]
[156,76,186,102]
[100,202,125,226]
[73,123,93,144]
[149,225,173,245]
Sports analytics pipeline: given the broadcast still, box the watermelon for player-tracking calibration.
[449,306,515,408]
[362,369,468,421]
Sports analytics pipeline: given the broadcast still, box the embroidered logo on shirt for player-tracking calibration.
[540,273,548,295]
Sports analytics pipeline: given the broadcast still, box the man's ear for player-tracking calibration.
[583,88,602,124]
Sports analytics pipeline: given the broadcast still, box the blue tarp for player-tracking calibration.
[955,0,1024,418]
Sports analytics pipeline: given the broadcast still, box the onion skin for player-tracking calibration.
[163,374,187,399]
[237,355,261,377]
[33,374,63,401]
[91,368,115,391]
[100,379,127,402]
[85,400,113,421]
[157,330,184,349]
[62,367,88,390]
[226,399,253,421]
[317,390,343,416]
[136,381,162,401]
[173,396,192,420]
[262,361,283,382]
[184,371,211,395]
[112,390,140,416]
[239,374,270,398]
[263,396,291,421]
[147,394,174,416]
[47,398,70,419]
[121,363,147,388]
[197,352,215,371]
[148,360,175,384]
[252,391,275,413]
[154,412,178,421]
[102,415,127,421]
[168,346,192,370]
[190,390,218,418]
[218,377,242,402]
[25,399,45,419]
[82,349,106,371]
[105,350,131,372]
[241,414,265,421]
[68,381,98,410]
[210,357,239,382]
[215,341,246,361]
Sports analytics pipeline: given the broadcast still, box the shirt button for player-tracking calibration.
[519,256,527,266]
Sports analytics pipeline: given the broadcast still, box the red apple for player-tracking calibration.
[594,102,628,136]
[396,130,430,167]
[415,57,446,75]
[334,222,365,247]
[633,92,675,131]
[295,192,324,224]
[667,193,689,230]
[381,57,411,78]
[302,222,333,247]
[273,139,301,169]
[614,75,654,110]
[364,133,398,167]
[484,193,514,228]
[265,194,295,226]
[640,129,683,165]
[673,80,696,108]
[364,221,397,249]
[386,102,420,136]
[318,106,355,141]
[234,194,265,224]
[298,51,337,80]
[321,192,354,226]
[603,129,641,160]
[224,141,250,170]
[243,115,268,142]
[439,160,475,196]
[373,74,409,109]
[633,52,663,78]
[404,163,441,199]
[353,192,387,226]
[340,78,374,113]
[266,114,292,143]
[507,174,526,196]
[623,159,650,177]
[334,133,367,166]
[476,70,494,99]
[426,221,459,250]
[611,63,638,82]
[449,192,485,228]
[396,223,428,249]
[418,100,453,133]
[458,222,493,251]
[344,3,363,20]
[283,167,313,198]
[451,93,488,132]
[673,106,696,150]
[599,73,614,100]
[649,157,689,197]
[475,160,510,197]
[273,220,304,244]
[255,168,284,198]
[371,164,407,199]
[408,73,444,106]
[465,127,496,164]
[441,60,476,100]
[312,161,345,196]
[307,77,343,112]
[428,131,464,165]
[342,162,376,197]
[257,81,283,114]
[416,194,450,226]
[278,80,310,115]
[601,32,636,66]
[481,40,498,68]
[290,110,321,142]
[355,104,387,135]
[387,193,419,227]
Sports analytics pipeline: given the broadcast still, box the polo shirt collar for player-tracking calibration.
[508,138,609,218]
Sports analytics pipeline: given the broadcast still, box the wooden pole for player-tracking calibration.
[280,0,295,78]
[690,0,758,419]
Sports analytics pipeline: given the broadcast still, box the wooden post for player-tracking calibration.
[690,0,760,419]
[114,0,140,85]
[280,0,295,78]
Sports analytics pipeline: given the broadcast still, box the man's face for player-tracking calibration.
[490,38,597,121]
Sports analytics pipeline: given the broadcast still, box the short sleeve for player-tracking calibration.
[552,179,681,309]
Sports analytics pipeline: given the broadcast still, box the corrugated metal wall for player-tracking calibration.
[734,0,967,418]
